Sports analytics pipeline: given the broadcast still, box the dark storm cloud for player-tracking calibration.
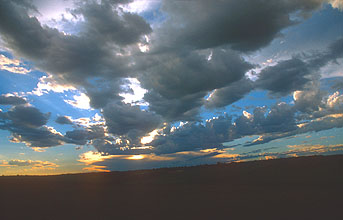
[138,49,253,121]
[245,113,343,147]
[0,106,67,147]
[55,116,73,125]
[255,36,343,96]
[150,99,334,154]
[144,91,205,122]
[0,105,107,148]
[0,95,27,106]
[74,0,152,46]
[1,106,50,128]
[234,103,297,136]
[255,58,311,96]
[92,137,153,155]
[9,126,66,148]
[293,83,326,113]
[154,0,324,52]
[0,0,150,88]
[103,102,163,139]
[65,125,106,145]
[1,0,342,156]
[151,115,233,154]
[139,49,252,99]
[85,79,126,109]
[205,78,254,109]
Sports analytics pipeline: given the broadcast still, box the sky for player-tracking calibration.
[0,0,343,175]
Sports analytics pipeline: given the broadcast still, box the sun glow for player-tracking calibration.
[127,155,145,160]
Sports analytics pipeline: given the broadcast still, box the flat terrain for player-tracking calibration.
[1,155,343,220]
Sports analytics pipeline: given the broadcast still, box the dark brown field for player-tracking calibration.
[1,155,343,220]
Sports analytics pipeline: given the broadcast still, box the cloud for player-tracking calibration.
[293,86,325,113]
[139,49,253,121]
[78,149,224,171]
[0,0,150,101]
[103,102,162,141]
[154,0,325,52]
[255,58,311,96]
[65,125,106,145]
[233,103,297,136]
[329,0,343,10]
[143,91,205,122]
[0,0,342,160]
[1,105,50,128]
[65,93,91,110]
[0,94,27,106]
[0,54,31,74]
[255,36,343,96]
[55,115,73,125]
[151,115,233,154]
[0,105,66,148]
[73,0,152,46]
[206,77,254,109]
[7,159,58,169]
[30,76,76,96]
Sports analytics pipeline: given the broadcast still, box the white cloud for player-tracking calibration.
[30,76,76,96]
[119,78,148,105]
[0,54,30,74]
[121,0,160,14]
[65,93,91,110]
[326,91,343,108]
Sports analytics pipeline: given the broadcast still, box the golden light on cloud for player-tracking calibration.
[329,0,343,10]
[213,153,240,159]
[127,155,145,160]
[141,129,159,144]
[0,54,31,74]
[32,147,46,152]
[78,151,121,165]
[83,165,110,172]
[264,156,277,160]
[200,148,225,153]
[31,76,76,96]
[243,110,252,119]
[252,136,264,143]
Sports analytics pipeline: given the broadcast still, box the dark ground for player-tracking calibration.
[1,154,343,220]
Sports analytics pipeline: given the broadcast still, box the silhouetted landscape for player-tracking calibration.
[1,154,343,220]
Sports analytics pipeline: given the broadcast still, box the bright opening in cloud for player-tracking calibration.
[120,78,148,105]
[65,93,91,110]
[141,129,159,144]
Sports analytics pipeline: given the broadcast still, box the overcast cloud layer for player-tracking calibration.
[0,0,343,170]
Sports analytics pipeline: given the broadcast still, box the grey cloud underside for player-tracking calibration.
[154,0,324,52]
[103,102,163,141]
[152,92,343,153]
[152,115,233,154]
[0,0,149,88]
[205,78,254,109]
[255,58,311,96]
[0,106,64,147]
[55,116,73,125]
[0,105,107,148]
[74,1,151,46]
[138,49,253,121]
[0,95,27,106]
